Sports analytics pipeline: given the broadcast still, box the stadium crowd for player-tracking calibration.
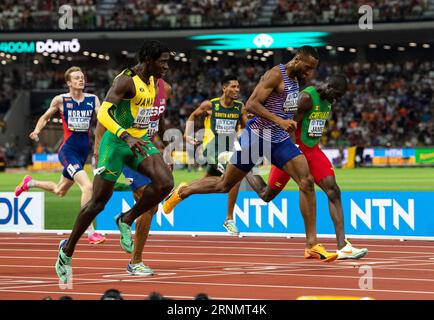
[272,0,430,25]
[0,0,430,30]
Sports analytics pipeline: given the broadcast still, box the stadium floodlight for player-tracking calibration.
[179,52,186,57]
[398,47,405,51]
[12,56,17,60]
[368,44,377,48]
[0,53,4,57]
[91,53,97,58]
[325,45,333,50]
[246,55,252,59]
[50,53,57,58]
[43,52,49,56]
[67,57,72,61]
[98,54,104,59]
[260,57,267,61]
[383,45,391,50]
[227,52,234,56]
[59,55,65,60]
[349,48,357,53]
[422,44,430,48]
[409,42,417,47]
[83,51,89,56]
[105,56,110,61]
[212,57,218,61]
[1,60,6,65]
[337,47,345,51]
[256,49,263,54]
[5,54,11,59]
[217,51,223,55]
[33,60,39,65]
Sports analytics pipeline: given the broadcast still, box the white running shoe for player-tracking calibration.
[337,240,368,260]
[223,220,240,236]
[127,262,154,276]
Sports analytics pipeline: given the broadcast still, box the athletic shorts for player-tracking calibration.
[122,166,152,191]
[58,145,88,181]
[230,126,302,173]
[97,131,159,182]
[268,143,335,191]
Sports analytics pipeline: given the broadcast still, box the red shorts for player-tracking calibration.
[268,143,335,191]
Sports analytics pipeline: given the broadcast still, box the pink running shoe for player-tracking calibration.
[88,232,106,244]
[15,175,33,197]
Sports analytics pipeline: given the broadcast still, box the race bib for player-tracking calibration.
[133,107,153,129]
[215,119,237,134]
[283,92,298,113]
[68,117,91,132]
[146,120,159,137]
[308,119,326,137]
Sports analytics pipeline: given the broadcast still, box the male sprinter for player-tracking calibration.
[246,75,368,260]
[55,40,174,283]
[164,46,338,262]
[15,66,105,244]
[184,75,249,235]
[95,77,172,276]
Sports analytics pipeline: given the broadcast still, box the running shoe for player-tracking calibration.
[55,240,72,284]
[304,244,338,262]
[162,182,188,214]
[223,220,240,236]
[115,213,134,253]
[127,262,154,276]
[337,240,368,260]
[15,175,32,197]
[88,232,106,244]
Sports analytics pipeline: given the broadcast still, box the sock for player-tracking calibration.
[27,180,36,188]
[86,224,95,237]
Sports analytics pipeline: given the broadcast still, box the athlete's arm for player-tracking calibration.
[294,92,313,122]
[239,103,250,129]
[246,68,297,133]
[29,95,62,141]
[98,75,148,157]
[184,100,212,145]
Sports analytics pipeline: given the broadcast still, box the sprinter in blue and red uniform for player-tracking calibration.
[15,66,106,244]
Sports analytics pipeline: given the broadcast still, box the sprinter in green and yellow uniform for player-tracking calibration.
[182,75,249,235]
[55,40,174,284]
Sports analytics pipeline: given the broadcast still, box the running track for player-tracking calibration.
[1,233,434,300]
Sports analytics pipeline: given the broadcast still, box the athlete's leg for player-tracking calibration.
[245,165,290,202]
[121,153,173,225]
[281,155,317,248]
[131,187,158,264]
[72,171,93,207]
[226,181,241,221]
[179,164,247,199]
[317,176,345,250]
[26,175,74,197]
[63,175,115,256]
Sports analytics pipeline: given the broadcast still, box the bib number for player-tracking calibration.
[308,119,326,137]
[133,108,153,129]
[283,92,298,113]
[215,119,237,134]
[68,117,91,132]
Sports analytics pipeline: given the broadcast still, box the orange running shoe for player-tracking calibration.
[162,182,188,214]
[304,244,338,262]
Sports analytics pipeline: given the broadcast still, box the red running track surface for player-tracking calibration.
[0,233,434,300]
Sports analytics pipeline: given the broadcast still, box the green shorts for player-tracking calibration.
[97,131,159,182]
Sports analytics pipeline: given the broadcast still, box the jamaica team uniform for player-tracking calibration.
[268,85,335,191]
[203,97,243,176]
[58,93,96,180]
[122,78,168,191]
[97,68,159,182]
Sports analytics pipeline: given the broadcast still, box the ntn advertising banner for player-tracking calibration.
[97,191,434,240]
[0,192,45,232]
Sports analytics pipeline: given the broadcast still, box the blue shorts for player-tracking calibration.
[122,166,152,191]
[58,145,88,181]
[230,126,302,173]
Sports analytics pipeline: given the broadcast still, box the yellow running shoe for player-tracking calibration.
[304,244,338,262]
[162,182,188,214]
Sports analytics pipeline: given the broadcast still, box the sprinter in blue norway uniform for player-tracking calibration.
[14,66,106,244]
